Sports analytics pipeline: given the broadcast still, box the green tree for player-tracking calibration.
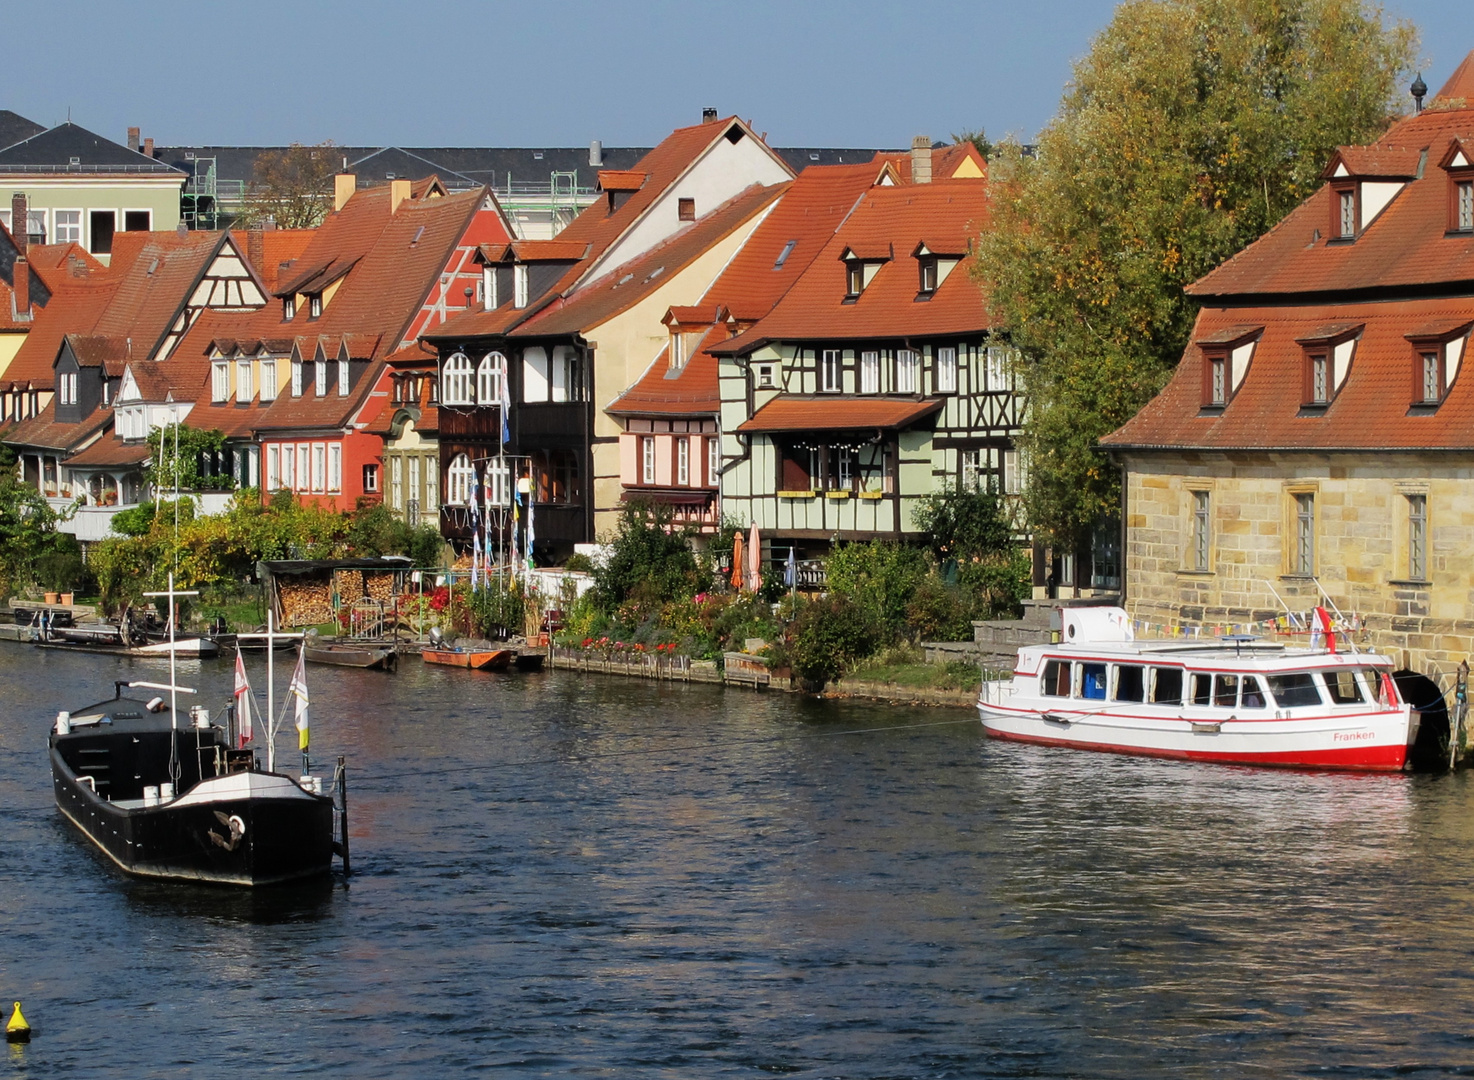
[145,424,233,492]
[824,540,928,645]
[590,501,699,612]
[912,484,1013,561]
[973,0,1417,545]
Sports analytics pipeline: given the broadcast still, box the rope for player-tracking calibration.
[354,715,982,786]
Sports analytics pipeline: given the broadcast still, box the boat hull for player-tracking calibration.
[51,753,335,886]
[978,692,1413,771]
[421,648,512,670]
[303,644,397,670]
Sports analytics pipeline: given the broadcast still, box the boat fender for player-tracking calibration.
[160,783,175,801]
[6,1001,29,1043]
[146,697,166,713]
[54,711,70,735]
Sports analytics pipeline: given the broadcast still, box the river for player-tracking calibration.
[1,644,1471,1078]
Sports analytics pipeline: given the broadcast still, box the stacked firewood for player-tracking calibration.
[364,571,396,604]
[278,578,334,627]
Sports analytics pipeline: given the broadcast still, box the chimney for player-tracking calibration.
[589,140,603,167]
[12,256,27,321]
[334,173,356,212]
[702,107,718,124]
[389,177,411,214]
[127,126,140,152]
[247,230,265,279]
[11,192,27,254]
[911,135,933,184]
[143,137,154,159]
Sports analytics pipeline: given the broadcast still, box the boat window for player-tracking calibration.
[1080,662,1107,700]
[1189,672,1213,706]
[1114,665,1145,703]
[1041,659,1071,697]
[1213,674,1240,708]
[1325,669,1365,704]
[1151,667,1183,705]
[1240,676,1267,709]
[1359,668,1392,705]
[1267,672,1323,708]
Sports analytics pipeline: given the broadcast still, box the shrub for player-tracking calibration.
[905,577,973,642]
[824,540,928,645]
[786,594,877,689]
[590,501,698,612]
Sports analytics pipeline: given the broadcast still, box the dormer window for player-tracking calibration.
[755,364,775,389]
[237,359,253,402]
[337,358,349,396]
[1439,139,1474,234]
[1406,321,1471,408]
[283,297,296,321]
[1296,324,1361,408]
[1196,325,1263,410]
[514,265,529,309]
[1206,354,1227,405]
[212,360,229,403]
[291,360,303,397]
[1335,186,1357,239]
[670,331,686,371]
[1458,181,1473,232]
[918,256,938,295]
[845,260,864,299]
[315,359,327,396]
[309,293,322,319]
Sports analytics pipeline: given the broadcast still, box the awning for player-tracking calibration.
[620,488,714,506]
[735,396,943,434]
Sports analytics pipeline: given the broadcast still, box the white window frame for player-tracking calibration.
[328,443,341,492]
[522,347,549,403]
[707,435,719,486]
[53,209,82,245]
[266,444,280,490]
[442,352,473,405]
[896,349,919,394]
[756,364,775,389]
[212,361,229,403]
[641,436,655,485]
[280,444,295,490]
[1339,190,1356,238]
[860,351,879,394]
[311,443,325,492]
[477,352,504,405]
[315,359,327,397]
[260,358,277,401]
[677,437,689,486]
[236,359,253,403]
[1460,181,1474,232]
[936,347,957,393]
[284,297,296,321]
[309,293,322,318]
[390,455,403,509]
[821,349,841,393]
[514,264,529,308]
[424,456,438,509]
[447,453,475,506]
[337,358,349,397]
[291,361,303,397]
[408,455,420,508]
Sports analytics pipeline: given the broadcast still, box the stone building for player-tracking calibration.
[1101,53,1474,677]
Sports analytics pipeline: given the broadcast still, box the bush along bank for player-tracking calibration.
[553,490,1029,696]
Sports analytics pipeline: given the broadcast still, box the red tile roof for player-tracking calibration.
[4,399,111,451]
[2,277,120,387]
[712,179,991,352]
[64,433,151,468]
[478,239,589,263]
[66,334,129,374]
[22,242,103,292]
[89,230,227,357]
[597,170,646,191]
[1433,50,1474,105]
[1189,99,1474,300]
[1102,297,1474,451]
[607,329,724,417]
[875,142,988,183]
[1323,146,1423,179]
[736,395,944,433]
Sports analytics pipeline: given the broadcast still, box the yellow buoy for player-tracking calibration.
[5,1001,29,1043]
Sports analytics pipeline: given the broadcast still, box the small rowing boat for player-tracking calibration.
[421,647,512,670]
[303,642,398,670]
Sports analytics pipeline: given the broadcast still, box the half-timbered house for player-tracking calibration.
[710,176,1021,563]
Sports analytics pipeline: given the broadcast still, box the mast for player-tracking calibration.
[142,573,198,788]
[234,609,304,774]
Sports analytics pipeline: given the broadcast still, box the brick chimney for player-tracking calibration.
[142,137,154,159]
[127,126,140,152]
[334,173,356,213]
[389,177,411,214]
[911,136,933,184]
[11,192,28,320]
[246,230,265,279]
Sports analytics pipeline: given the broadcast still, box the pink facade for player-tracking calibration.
[619,417,720,531]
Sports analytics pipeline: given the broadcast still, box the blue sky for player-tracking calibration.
[9,1,1470,149]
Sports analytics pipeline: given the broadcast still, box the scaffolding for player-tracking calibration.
[498,169,597,239]
[180,158,246,230]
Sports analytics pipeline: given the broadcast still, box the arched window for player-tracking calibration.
[441,352,473,406]
[447,453,476,507]
[477,352,505,405]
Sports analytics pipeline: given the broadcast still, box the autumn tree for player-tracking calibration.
[239,141,342,229]
[973,0,1418,546]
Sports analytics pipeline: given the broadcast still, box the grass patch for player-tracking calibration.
[845,645,983,692]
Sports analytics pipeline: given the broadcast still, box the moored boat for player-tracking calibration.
[421,647,512,670]
[303,641,397,670]
[49,690,340,885]
[977,606,1420,771]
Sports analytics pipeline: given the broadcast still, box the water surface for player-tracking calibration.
[1,645,1470,1078]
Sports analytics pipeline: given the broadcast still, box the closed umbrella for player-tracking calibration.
[731,533,744,589]
[746,522,762,592]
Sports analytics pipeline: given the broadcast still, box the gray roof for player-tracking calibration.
[0,122,184,175]
[0,110,45,151]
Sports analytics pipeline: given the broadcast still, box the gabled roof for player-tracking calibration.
[89,230,229,359]
[712,179,991,353]
[1433,50,1474,106]
[875,142,988,183]
[477,239,589,262]
[239,184,489,361]
[65,334,129,374]
[4,398,111,451]
[0,110,44,150]
[1190,61,1474,300]
[346,147,478,189]
[1,277,120,387]
[607,328,725,417]
[1322,146,1423,180]
[228,228,316,294]
[0,122,183,175]
[23,242,104,293]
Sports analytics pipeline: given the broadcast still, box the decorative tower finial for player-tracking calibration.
[1412,73,1428,113]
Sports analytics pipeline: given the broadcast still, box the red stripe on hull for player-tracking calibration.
[983,726,1408,772]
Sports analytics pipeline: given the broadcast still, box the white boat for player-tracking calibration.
[977,607,1420,772]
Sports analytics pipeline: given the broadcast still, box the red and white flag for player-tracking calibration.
[233,650,254,748]
[1313,606,1337,654]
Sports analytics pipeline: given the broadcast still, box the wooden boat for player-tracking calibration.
[420,647,512,670]
[303,641,397,670]
[36,620,220,658]
[977,606,1419,771]
[49,688,341,885]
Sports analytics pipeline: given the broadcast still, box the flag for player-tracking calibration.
[499,364,512,446]
[525,492,535,569]
[289,648,309,751]
[784,547,796,588]
[731,534,744,589]
[232,650,253,748]
[1314,606,1336,654]
[472,527,482,590]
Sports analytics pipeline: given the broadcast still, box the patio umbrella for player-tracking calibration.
[731,533,744,589]
[746,522,762,592]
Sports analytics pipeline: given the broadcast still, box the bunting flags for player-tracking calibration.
[232,650,253,748]
[288,648,309,752]
[1123,608,1364,644]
